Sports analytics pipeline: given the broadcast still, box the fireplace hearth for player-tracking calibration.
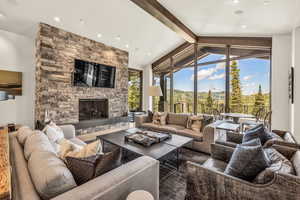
[79,99,108,121]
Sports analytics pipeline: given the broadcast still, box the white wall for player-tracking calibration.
[0,29,35,128]
[142,65,152,111]
[271,34,292,131]
[292,27,300,141]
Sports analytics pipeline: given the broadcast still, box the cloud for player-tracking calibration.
[192,68,216,80]
[243,75,253,81]
[208,73,225,80]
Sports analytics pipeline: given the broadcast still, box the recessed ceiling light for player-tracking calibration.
[0,13,5,18]
[53,17,61,23]
[125,44,129,48]
[147,52,152,56]
[79,19,85,25]
[97,33,102,38]
[233,0,240,4]
[263,0,271,5]
[234,10,244,15]
[241,25,247,29]
[115,36,121,41]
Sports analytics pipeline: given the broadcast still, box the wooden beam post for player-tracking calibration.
[170,57,174,112]
[159,74,165,112]
[130,0,197,43]
[225,45,231,113]
[193,43,198,115]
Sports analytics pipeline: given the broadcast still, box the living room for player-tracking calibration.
[0,0,300,200]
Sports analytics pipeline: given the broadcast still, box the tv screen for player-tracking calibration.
[73,59,116,88]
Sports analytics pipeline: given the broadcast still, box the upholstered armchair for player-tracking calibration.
[216,129,299,149]
[185,143,300,200]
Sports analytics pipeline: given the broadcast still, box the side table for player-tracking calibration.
[127,190,154,200]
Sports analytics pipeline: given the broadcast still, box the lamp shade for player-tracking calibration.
[148,86,163,97]
[0,91,8,101]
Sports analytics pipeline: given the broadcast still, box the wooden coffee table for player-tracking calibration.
[98,128,193,170]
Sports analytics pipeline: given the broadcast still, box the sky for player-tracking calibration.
[173,54,270,95]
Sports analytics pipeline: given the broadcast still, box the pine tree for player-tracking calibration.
[128,75,140,111]
[206,90,214,113]
[253,85,265,114]
[230,60,242,113]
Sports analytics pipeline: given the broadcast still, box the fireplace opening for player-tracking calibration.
[79,99,108,121]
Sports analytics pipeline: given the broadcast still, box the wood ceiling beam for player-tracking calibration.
[129,0,197,43]
[197,36,272,48]
[152,42,191,68]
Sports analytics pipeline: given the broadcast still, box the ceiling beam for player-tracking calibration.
[152,42,191,68]
[129,0,197,43]
[197,36,272,47]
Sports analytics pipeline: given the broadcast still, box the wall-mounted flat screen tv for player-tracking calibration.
[73,59,116,88]
[0,70,22,95]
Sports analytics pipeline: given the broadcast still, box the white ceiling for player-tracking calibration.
[0,0,299,68]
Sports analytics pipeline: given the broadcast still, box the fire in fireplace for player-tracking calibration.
[79,99,108,121]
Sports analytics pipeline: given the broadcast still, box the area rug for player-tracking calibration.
[159,148,210,200]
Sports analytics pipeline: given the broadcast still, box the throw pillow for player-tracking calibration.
[224,139,270,181]
[148,110,154,122]
[201,115,214,132]
[17,126,35,145]
[152,112,167,125]
[187,115,203,132]
[66,140,103,158]
[253,147,295,184]
[43,122,65,144]
[58,138,83,160]
[242,124,272,145]
[65,148,121,185]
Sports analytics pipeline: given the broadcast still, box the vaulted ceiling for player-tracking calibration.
[0,0,299,68]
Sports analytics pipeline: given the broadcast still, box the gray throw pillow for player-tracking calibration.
[242,124,272,145]
[225,139,270,181]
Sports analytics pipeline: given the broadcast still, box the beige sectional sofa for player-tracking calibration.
[10,125,159,200]
[136,113,222,154]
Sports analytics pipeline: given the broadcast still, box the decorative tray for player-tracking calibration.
[125,130,172,147]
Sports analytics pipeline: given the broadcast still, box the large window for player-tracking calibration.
[229,57,270,115]
[197,54,225,114]
[128,69,142,112]
[173,67,194,113]
[152,75,160,112]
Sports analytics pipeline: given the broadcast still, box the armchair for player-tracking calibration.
[185,143,300,200]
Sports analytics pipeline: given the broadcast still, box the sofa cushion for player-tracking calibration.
[164,124,185,131]
[291,151,300,176]
[69,138,87,147]
[176,129,203,142]
[167,113,188,127]
[284,132,297,143]
[243,124,272,145]
[24,131,56,160]
[203,158,227,172]
[17,126,35,145]
[28,151,77,199]
[225,140,270,181]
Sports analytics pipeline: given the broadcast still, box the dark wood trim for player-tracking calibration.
[225,45,230,113]
[130,0,197,43]
[152,42,191,68]
[193,43,198,115]
[170,57,174,112]
[159,74,165,112]
[197,36,272,47]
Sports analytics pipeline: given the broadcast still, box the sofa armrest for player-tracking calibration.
[52,156,159,200]
[264,140,300,150]
[135,115,150,128]
[59,125,76,139]
[185,161,300,200]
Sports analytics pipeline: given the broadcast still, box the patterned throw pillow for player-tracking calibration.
[242,124,272,145]
[66,148,121,185]
[253,147,295,184]
[225,139,270,181]
[152,112,167,125]
[43,121,65,144]
[66,140,102,158]
[187,115,203,132]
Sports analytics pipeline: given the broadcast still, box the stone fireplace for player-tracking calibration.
[79,99,109,121]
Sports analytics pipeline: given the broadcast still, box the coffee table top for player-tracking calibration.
[98,128,193,160]
[216,121,240,132]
